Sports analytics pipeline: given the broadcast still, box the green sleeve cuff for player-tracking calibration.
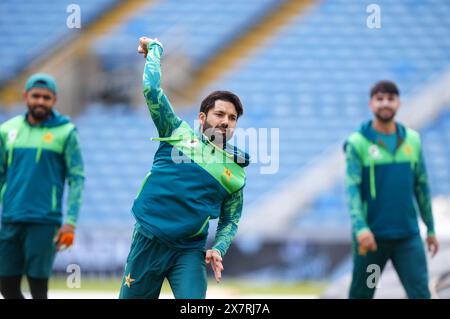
[64,218,77,228]
[211,247,223,257]
[427,229,435,236]
[147,39,163,51]
[356,227,371,237]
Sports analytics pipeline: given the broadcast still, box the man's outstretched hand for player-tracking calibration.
[205,249,224,283]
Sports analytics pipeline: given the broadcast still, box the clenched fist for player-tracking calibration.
[138,37,162,58]
[357,230,377,256]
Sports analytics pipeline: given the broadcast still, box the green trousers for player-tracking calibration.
[349,234,430,299]
[0,222,58,278]
[119,228,207,299]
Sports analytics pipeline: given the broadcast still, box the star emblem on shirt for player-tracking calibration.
[124,273,135,288]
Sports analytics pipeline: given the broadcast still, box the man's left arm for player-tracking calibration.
[55,129,85,250]
[206,189,243,282]
[212,189,243,256]
[414,148,434,235]
[414,147,439,257]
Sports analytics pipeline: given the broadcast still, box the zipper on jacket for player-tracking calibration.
[35,128,48,163]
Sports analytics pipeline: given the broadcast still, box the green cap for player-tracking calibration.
[25,73,57,95]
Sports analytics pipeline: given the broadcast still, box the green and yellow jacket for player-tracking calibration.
[0,111,85,226]
[344,120,435,240]
[132,40,249,256]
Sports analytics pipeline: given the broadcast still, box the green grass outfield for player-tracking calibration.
[36,276,327,297]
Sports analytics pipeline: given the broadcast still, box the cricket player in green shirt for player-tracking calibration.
[344,80,439,299]
[119,37,250,299]
[0,73,85,299]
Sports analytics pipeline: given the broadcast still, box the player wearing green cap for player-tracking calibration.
[0,73,85,299]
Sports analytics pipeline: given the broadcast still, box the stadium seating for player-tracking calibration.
[202,0,450,211]
[73,0,450,228]
[2,0,450,275]
[0,0,119,84]
[92,0,283,68]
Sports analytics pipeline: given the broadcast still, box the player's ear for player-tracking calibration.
[198,112,206,125]
[368,99,377,114]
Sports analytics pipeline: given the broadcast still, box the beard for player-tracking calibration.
[375,107,396,123]
[202,119,230,145]
[28,105,52,121]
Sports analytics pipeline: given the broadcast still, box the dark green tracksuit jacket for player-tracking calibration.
[344,120,435,239]
[132,41,250,257]
[344,120,435,299]
[0,111,85,226]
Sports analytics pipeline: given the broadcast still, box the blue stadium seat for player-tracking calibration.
[92,0,283,68]
[0,0,119,84]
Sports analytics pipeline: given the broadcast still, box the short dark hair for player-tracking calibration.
[370,80,400,97]
[200,90,243,118]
